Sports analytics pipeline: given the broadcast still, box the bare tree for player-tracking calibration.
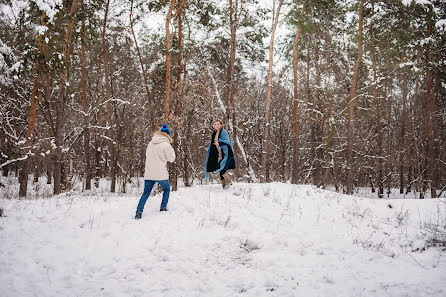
[130,0,155,131]
[19,12,47,197]
[54,0,80,195]
[291,3,305,184]
[346,0,365,194]
[399,72,408,194]
[370,2,383,197]
[425,23,436,198]
[164,0,176,124]
[81,0,91,190]
[261,0,284,182]
[171,0,186,191]
[225,0,238,134]
[101,0,118,193]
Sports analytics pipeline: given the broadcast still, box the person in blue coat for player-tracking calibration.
[203,120,236,188]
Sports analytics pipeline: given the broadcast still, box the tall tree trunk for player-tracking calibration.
[399,72,408,194]
[226,0,237,131]
[129,124,134,177]
[102,0,111,126]
[19,12,47,198]
[183,110,193,187]
[101,0,116,192]
[313,48,322,186]
[291,3,305,184]
[371,3,383,198]
[130,0,155,131]
[261,0,284,182]
[171,0,185,191]
[226,0,239,174]
[94,136,101,188]
[81,0,91,190]
[346,0,365,194]
[164,0,176,124]
[425,23,436,198]
[413,47,424,198]
[431,72,440,197]
[54,0,79,195]
[305,39,311,184]
[386,78,392,197]
[320,91,333,188]
[320,30,334,189]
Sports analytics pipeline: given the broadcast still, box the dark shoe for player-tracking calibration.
[135,212,142,219]
[160,208,168,212]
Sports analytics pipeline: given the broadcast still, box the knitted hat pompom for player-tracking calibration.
[160,124,171,136]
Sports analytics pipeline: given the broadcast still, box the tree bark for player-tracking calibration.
[94,136,101,188]
[19,12,47,198]
[425,23,436,198]
[320,92,333,188]
[183,110,193,187]
[54,0,79,195]
[130,0,155,131]
[431,72,440,198]
[291,3,305,184]
[171,0,185,191]
[164,0,176,124]
[346,0,365,194]
[102,0,111,126]
[226,0,238,131]
[261,0,284,183]
[81,0,91,190]
[414,46,424,198]
[399,72,408,194]
[226,0,239,174]
[101,0,116,192]
[386,77,392,197]
[370,6,383,198]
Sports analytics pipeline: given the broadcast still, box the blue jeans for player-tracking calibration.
[136,180,170,212]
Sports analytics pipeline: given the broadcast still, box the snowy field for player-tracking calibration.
[1,179,445,297]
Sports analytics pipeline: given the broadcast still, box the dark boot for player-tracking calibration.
[135,212,142,219]
[160,208,168,212]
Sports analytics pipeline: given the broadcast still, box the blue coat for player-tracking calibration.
[204,128,236,180]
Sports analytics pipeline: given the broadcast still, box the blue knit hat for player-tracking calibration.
[160,124,171,136]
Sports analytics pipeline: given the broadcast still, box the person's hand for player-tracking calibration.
[214,141,219,147]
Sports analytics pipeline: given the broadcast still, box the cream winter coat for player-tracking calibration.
[144,131,176,180]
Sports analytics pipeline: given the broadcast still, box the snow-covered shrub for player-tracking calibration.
[421,202,446,251]
[232,185,243,196]
[353,234,396,258]
[262,185,271,196]
[240,237,261,252]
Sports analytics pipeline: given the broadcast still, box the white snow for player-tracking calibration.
[1,179,445,297]
[402,0,433,6]
[436,19,446,32]
[31,0,62,23]
[0,38,16,85]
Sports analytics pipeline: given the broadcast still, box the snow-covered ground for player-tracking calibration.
[1,180,445,297]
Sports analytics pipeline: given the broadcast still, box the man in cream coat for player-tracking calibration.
[135,124,176,219]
